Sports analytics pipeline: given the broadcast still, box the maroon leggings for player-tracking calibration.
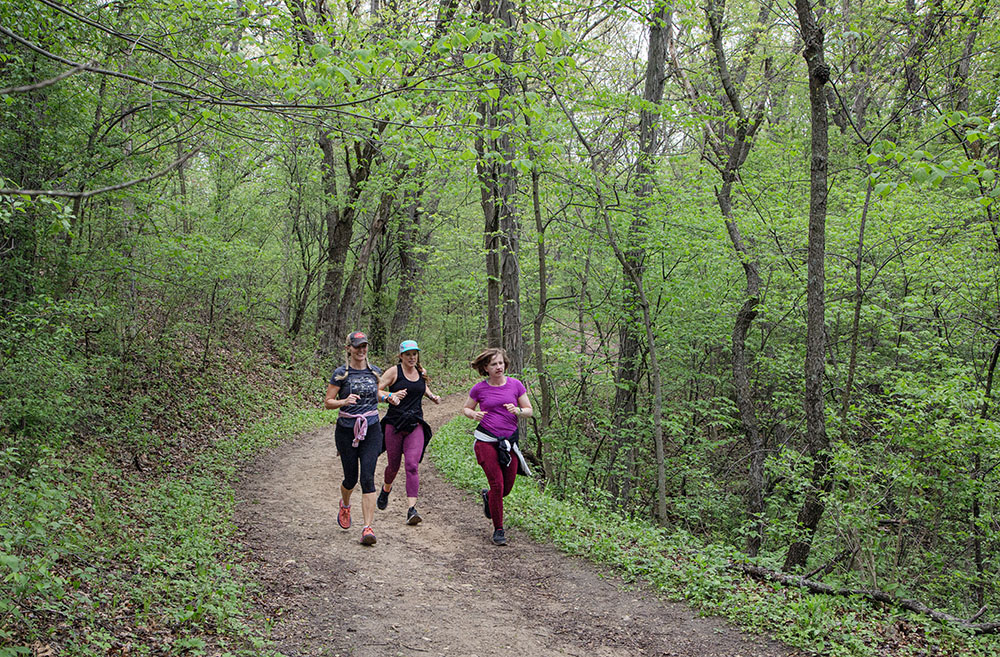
[474,439,518,529]
[383,424,425,497]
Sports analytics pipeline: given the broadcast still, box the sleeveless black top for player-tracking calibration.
[383,364,426,432]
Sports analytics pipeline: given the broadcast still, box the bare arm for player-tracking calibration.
[378,367,404,405]
[462,395,485,422]
[422,369,441,404]
[504,392,533,418]
[325,383,359,409]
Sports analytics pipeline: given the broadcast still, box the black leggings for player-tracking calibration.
[335,421,384,494]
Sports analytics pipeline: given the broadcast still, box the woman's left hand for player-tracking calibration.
[503,403,520,416]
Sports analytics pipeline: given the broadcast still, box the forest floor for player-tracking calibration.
[235,394,803,657]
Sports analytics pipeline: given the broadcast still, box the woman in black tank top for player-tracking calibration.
[376,340,441,524]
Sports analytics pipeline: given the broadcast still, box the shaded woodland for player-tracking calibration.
[4,0,1000,651]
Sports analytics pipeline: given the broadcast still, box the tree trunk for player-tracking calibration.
[386,190,436,358]
[949,0,986,114]
[289,1,389,354]
[728,218,766,556]
[496,1,522,373]
[894,0,945,118]
[528,137,552,431]
[476,111,503,349]
[315,135,356,354]
[609,1,670,508]
[742,563,1000,634]
[785,0,832,573]
[475,0,519,357]
[616,1,671,520]
[839,173,873,423]
[705,0,773,557]
[334,190,394,344]
[971,339,1000,607]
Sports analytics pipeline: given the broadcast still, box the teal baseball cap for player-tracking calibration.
[399,339,420,353]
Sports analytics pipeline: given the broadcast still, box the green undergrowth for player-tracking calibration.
[429,417,1000,657]
[1,407,334,657]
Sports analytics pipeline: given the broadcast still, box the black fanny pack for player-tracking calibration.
[387,410,422,435]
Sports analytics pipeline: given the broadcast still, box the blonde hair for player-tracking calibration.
[334,341,375,382]
[471,347,509,377]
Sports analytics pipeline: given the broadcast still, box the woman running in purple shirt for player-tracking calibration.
[461,347,533,546]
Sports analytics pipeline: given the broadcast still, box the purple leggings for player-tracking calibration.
[474,439,518,529]
[383,424,425,497]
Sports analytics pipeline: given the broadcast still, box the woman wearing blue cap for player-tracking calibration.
[376,339,441,524]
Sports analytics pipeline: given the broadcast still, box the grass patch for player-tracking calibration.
[429,416,1000,657]
[1,407,333,657]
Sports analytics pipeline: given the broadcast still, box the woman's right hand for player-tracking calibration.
[469,409,486,422]
[343,393,360,406]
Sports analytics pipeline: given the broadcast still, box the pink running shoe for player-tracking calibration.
[338,500,351,529]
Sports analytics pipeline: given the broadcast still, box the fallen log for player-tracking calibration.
[737,563,1000,634]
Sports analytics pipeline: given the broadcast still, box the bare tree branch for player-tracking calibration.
[0,25,461,119]
[0,145,202,199]
[0,60,96,95]
[739,563,1000,634]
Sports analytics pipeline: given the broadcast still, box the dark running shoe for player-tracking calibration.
[492,529,507,546]
[406,506,422,525]
[480,489,491,519]
[377,485,390,510]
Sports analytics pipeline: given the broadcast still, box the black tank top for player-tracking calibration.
[383,364,426,429]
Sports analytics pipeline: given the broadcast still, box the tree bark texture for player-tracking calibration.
[386,190,436,360]
[609,1,671,504]
[785,0,832,573]
[335,189,395,345]
[475,0,521,361]
[895,0,945,117]
[316,135,364,354]
[949,0,986,113]
[526,118,552,431]
[705,0,772,557]
[613,1,672,519]
[476,106,503,350]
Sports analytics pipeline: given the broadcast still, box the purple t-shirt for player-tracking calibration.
[469,377,527,437]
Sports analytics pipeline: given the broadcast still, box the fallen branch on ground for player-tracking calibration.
[737,563,1000,634]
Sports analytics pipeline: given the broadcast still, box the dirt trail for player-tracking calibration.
[235,395,799,657]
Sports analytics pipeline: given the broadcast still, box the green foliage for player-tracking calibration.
[4,0,1000,651]
[0,297,105,469]
[0,396,331,655]
[430,418,1000,657]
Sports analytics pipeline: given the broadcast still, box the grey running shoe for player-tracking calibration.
[492,528,507,546]
[407,506,422,525]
